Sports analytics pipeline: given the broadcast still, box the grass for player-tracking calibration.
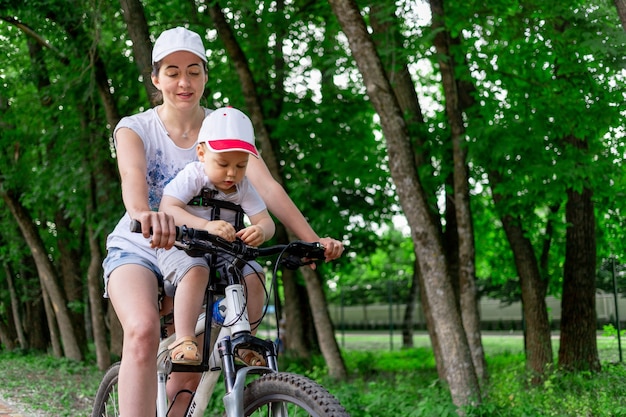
[0,350,102,416]
[1,332,626,416]
[323,333,626,417]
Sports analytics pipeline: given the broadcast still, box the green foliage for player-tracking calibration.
[603,323,620,338]
[458,0,626,303]
[1,0,626,388]
[328,227,414,305]
[596,259,626,295]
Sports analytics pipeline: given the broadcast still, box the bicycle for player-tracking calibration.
[92,220,349,417]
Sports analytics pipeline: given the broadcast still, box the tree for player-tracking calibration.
[615,0,626,29]
[327,0,481,408]
[368,3,430,349]
[428,0,487,383]
[2,188,82,360]
[465,0,624,374]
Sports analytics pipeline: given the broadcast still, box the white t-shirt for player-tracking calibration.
[163,161,266,224]
[105,106,211,262]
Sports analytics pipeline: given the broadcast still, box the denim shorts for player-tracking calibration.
[101,247,163,297]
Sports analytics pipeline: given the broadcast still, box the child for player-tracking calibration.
[157,106,275,365]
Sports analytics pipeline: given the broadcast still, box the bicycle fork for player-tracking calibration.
[219,337,284,417]
[219,283,283,417]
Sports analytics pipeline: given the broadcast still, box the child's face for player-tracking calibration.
[198,144,249,193]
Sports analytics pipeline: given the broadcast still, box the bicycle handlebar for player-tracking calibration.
[130,220,326,269]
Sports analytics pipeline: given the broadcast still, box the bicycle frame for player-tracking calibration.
[156,264,279,417]
[125,221,327,417]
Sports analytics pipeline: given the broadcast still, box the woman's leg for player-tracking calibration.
[167,372,202,416]
[108,264,161,417]
[244,272,265,335]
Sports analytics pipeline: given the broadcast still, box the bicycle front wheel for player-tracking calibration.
[243,372,349,417]
[91,362,121,417]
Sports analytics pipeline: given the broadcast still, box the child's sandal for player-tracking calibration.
[168,336,201,365]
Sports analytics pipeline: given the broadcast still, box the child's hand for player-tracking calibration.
[236,225,265,247]
[204,220,237,241]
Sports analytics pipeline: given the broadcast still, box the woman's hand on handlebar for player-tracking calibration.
[308,237,344,269]
[134,211,176,249]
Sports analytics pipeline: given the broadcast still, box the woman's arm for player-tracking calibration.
[247,156,344,261]
[115,127,175,248]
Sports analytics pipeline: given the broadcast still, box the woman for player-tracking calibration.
[102,27,343,417]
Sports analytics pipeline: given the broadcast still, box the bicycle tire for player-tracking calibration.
[242,372,350,417]
[91,362,121,417]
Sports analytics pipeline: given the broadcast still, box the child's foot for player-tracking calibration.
[169,336,201,365]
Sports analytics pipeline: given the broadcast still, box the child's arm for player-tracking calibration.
[160,195,237,241]
[236,209,275,247]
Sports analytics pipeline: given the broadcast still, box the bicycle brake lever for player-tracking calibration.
[281,255,310,270]
[279,241,326,269]
[288,241,326,259]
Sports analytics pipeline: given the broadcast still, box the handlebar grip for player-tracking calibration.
[130,219,143,234]
[289,241,326,260]
[129,219,183,240]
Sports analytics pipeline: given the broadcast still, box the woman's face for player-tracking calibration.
[152,51,208,108]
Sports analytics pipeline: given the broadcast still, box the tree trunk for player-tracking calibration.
[19,265,48,351]
[41,283,63,358]
[418,268,447,380]
[429,0,486,384]
[301,267,346,379]
[118,0,158,106]
[615,0,626,31]
[17,260,48,351]
[55,213,88,356]
[88,224,111,370]
[280,268,310,356]
[401,262,419,348]
[558,168,600,371]
[0,320,16,351]
[1,189,82,360]
[4,263,28,349]
[328,0,481,407]
[208,3,279,173]
[491,172,554,381]
[368,5,429,351]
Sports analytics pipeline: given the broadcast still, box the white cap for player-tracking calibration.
[199,107,259,158]
[152,27,207,64]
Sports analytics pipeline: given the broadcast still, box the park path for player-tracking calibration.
[0,399,31,417]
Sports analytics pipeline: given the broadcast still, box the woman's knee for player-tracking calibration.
[122,319,160,361]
